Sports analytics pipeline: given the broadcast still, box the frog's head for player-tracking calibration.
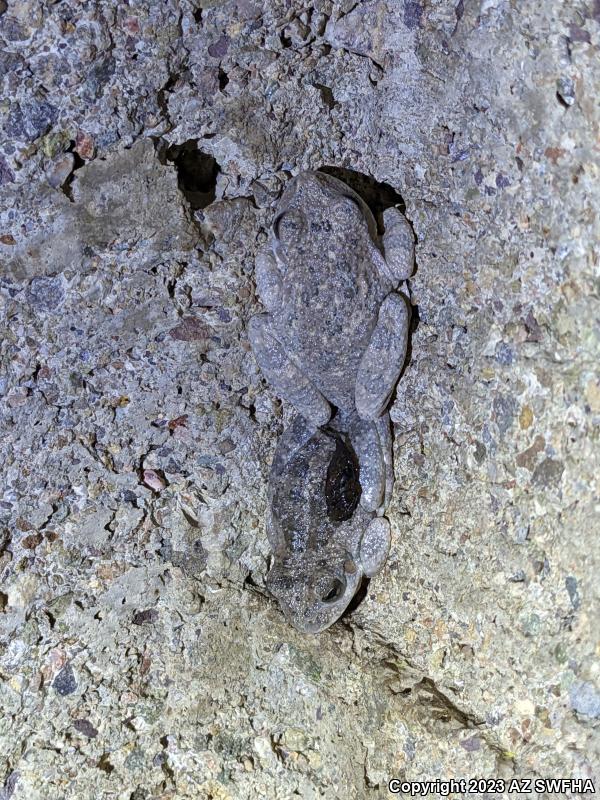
[267,550,363,634]
[271,171,378,263]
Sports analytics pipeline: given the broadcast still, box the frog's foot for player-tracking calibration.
[255,245,282,311]
[380,207,415,285]
[359,516,391,577]
[355,293,410,420]
[248,313,332,427]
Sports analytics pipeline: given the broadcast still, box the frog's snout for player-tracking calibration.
[267,553,363,634]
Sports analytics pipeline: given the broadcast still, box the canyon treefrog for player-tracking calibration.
[266,414,392,633]
[250,170,413,514]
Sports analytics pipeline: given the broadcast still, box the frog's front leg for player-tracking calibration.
[355,293,410,420]
[380,207,415,284]
[254,246,283,310]
[248,313,332,427]
[359,517,391,577]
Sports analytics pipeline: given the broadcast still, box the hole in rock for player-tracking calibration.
[58,143,85,202]
[314,83,337,110]
[218,68,229,91]
[166,140,220,209]
[409,302,420,334]
[97,754,115,774]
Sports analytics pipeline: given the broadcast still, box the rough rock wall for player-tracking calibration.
[1,0,599,798]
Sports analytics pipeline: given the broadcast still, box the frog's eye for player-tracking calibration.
[317,576,345,604]
[273,209,305,245]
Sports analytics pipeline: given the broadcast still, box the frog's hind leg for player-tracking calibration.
[248,313,332,427]
[355,293,410,420]
[348,413,394,514]
[348,417,385,513]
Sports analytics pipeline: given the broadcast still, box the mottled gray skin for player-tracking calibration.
[251,171,414,631]
[250,171,414,513]
[267,414,392,633]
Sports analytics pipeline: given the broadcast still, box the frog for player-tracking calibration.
[249,170,414,516]
[266,413,393,633]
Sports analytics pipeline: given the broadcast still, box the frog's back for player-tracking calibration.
[268,431,334,559]
[272,172,389,410]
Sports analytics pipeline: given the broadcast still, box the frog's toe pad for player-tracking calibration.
[359,517,391,577]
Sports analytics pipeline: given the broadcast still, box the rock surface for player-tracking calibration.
[0,0,599,797]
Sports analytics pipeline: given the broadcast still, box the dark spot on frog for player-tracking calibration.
[324,433,361,522]
[310,219,332,234]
